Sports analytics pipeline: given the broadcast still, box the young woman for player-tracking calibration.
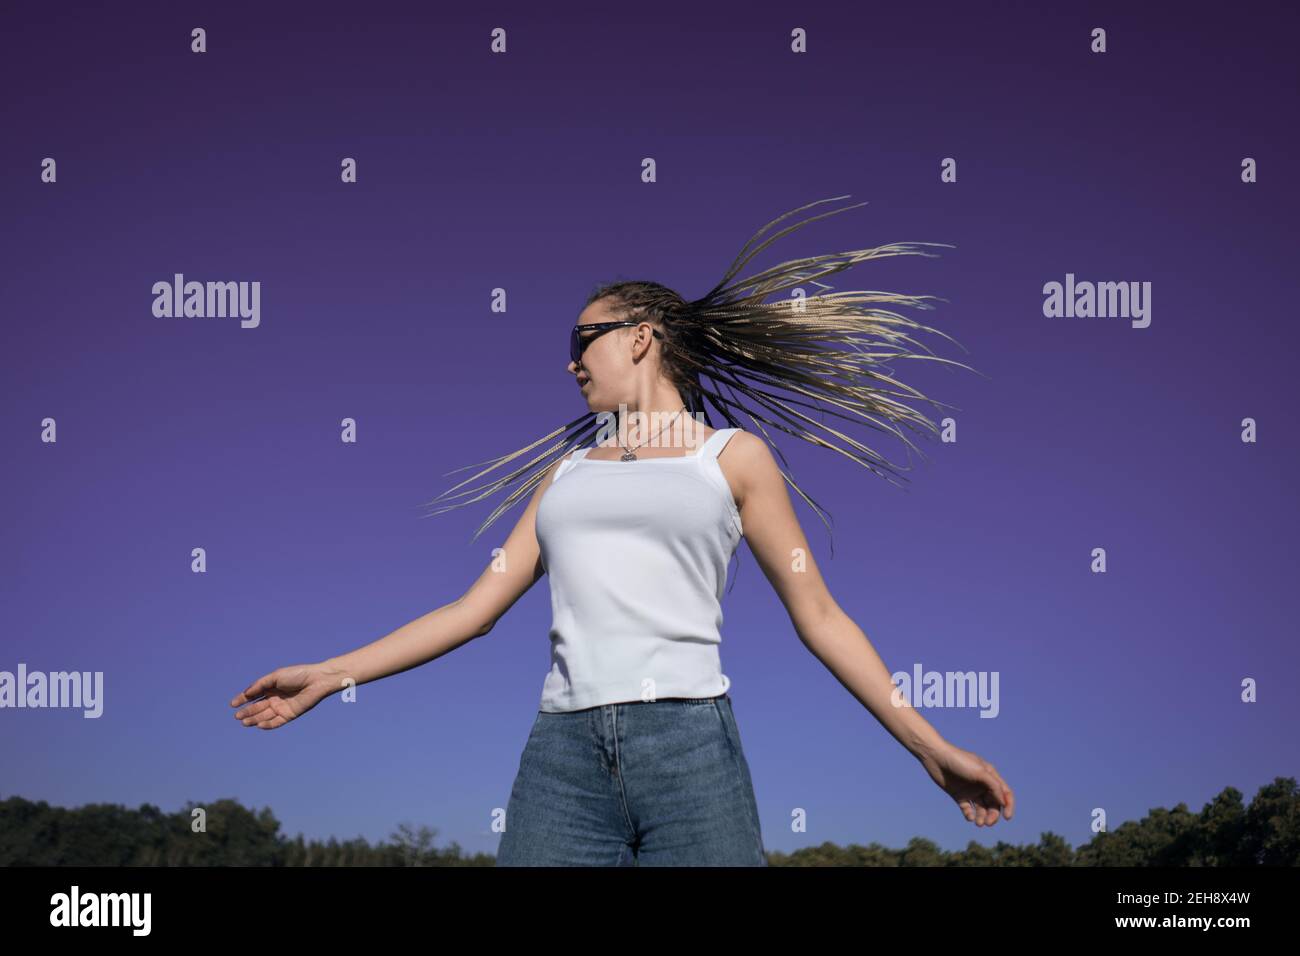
[230,196,1015,866]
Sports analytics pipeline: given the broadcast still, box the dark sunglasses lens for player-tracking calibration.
[570,328,581,363]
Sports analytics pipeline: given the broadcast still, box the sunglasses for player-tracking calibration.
[570,321,664,365]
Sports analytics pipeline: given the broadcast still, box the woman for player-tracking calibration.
[230,196,1015,866]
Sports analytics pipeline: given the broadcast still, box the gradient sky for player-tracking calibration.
[2,1,1297,859]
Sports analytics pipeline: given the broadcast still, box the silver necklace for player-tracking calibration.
[618,406,687,461]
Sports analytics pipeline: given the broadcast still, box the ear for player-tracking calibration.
[630,323,657,360]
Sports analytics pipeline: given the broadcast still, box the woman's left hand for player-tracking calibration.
[918,741,1015,827]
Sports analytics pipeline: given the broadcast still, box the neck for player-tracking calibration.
[608,385,703,451]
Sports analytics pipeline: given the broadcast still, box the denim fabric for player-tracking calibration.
[496,693,767,866]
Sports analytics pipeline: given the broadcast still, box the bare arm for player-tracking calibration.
[725,432,947,761]
[318,452,570,688]
[724,432,1014,826]
[231,453,570,729]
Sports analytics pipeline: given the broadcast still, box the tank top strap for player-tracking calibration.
[695,427,740,462]
[553,446,589,482]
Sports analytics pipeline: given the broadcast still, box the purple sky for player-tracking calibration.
[2,1,1297,858]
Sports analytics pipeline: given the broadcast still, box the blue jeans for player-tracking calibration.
[496,693,767,866]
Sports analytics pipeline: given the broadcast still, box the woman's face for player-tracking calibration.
[567,301,635,410]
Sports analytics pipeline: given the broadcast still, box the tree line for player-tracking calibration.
[2,777,1296,866]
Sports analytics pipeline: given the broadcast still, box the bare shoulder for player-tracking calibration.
[716,429,781,507]
[719,428,773,464]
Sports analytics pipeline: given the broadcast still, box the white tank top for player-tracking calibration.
[533,427,744,712]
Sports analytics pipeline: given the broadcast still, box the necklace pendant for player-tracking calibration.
[620,451,638,462]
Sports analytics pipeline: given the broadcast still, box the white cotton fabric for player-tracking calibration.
[534,427,744,712]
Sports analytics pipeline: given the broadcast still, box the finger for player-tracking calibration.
[992,775,1015,819]
[253,699,294,729]
[234,699,273,722]
[977,794,996,826]
[987,777,1014,821]
[980,772,1009,814]
[231,673,276,706]
[994,781,1015,820]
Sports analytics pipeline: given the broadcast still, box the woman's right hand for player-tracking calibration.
[230,662,341,730]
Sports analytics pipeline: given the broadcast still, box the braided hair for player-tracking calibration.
[423,195,980,557]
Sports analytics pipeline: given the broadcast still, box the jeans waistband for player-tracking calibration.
[545,692,729,716]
